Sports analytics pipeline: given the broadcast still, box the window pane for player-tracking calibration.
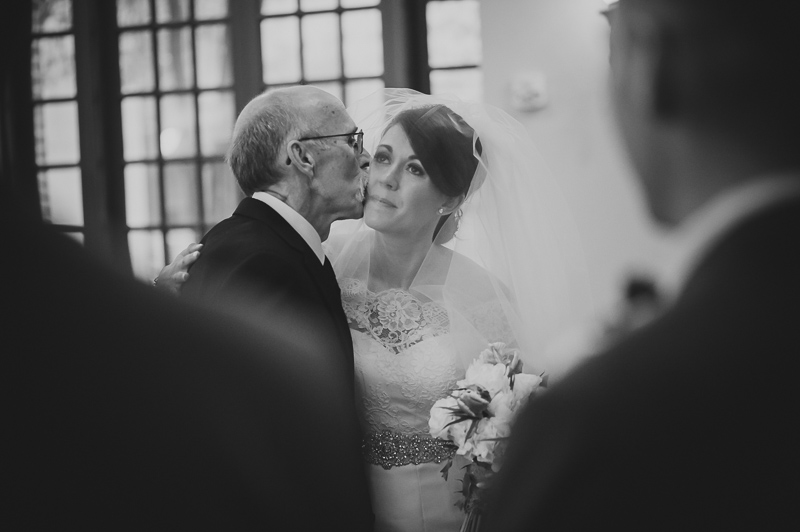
[160,94,197,159]
[32,35,77,100]
[430,68,483,102]
[121,96,158,161]
[196,24,232,88]
[344,78,383,107]
[156,0,190,22]
[195,0,229,20]
[302,13,340,80]
[124,163,161,228]
[300,0,337,11]
[129,229,165,282]
[117,0,151,27]
[261,16,301,84]
[198,90,235,156]
[163,162,199,225]
[167,228,202,264]
[34,102,80,166]
[119,30,155,94]
[342,9,382,78]
[33,0,72,33]
[202,162,241,226]
[427,0,482,68]
[38,167,83,226]
[261,0,297,15]
[341,0,379,7]
[64,232,84,245]
[158,28,194,90]
[312,81,342,102]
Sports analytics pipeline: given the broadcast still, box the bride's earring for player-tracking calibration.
[437,207,445,215]
[455,208,463,233]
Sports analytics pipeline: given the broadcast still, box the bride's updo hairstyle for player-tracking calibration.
[387,104,482,242]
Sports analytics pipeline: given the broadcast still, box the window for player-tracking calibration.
[32,0,84,243]
[260,0,384,107]
[426,0,482,101]
[116,0,242,280]
[26,0,484,282]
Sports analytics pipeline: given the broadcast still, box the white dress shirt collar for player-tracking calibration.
[251,191,325,264]
[662,173,800,299]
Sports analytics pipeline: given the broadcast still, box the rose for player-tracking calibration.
[509,372,543,410]
[458,416,508,466]
[477,342,524,376]
[429,396,470,448]
[429,396,458,438]
[463,360,509,397]
[488,390,514,420]
[454,384,491,418]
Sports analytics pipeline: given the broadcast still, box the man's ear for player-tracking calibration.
[286,140,316,176]
[651,29,682,119]
[635,17,680,120]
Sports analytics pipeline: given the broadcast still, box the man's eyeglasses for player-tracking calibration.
[298,130,364,155]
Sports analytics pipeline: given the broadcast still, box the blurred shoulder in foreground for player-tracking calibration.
[4,194,372,530]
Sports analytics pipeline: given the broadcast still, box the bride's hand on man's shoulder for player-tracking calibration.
[154,243,202,295]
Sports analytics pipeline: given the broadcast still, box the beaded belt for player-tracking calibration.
[362,430,457,470]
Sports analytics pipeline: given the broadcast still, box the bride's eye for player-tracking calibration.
[407,162,425,176]
[374,151,390,164]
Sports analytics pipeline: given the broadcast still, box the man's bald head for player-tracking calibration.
[613,0,800,130]
[227,86,349,196]
[610,0,800,225]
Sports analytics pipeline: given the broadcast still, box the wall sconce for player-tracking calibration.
[509,70,548,113]
[602,0,619,19]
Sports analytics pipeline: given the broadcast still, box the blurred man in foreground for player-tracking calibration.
[4,184,373,529]
[485,1,800,529]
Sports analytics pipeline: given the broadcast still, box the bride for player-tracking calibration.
[161,89,582,532]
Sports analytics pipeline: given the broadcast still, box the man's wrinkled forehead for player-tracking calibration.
[307,96,355,133]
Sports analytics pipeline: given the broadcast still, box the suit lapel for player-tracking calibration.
[234,197,353,357]
[306,254,354,357]
[233,197,312,256]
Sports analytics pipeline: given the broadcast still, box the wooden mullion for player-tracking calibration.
[1,0,40,221]
[72,0,132,274]
[229,0,264,115]
[380,0,430,93]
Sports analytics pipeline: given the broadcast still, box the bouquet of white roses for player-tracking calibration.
[428,342,545,531]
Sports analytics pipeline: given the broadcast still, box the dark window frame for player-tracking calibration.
[6,0,457,278]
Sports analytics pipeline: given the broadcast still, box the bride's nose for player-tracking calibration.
[376,165,399,190]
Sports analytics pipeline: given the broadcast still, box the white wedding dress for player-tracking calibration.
[327,89,587,532]
[340,278,470,532]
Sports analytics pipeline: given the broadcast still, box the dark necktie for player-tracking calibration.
[322,256,341,298]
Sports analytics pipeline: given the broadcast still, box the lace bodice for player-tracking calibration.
[340,278,463,436]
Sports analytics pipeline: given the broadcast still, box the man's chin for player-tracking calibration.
[351,202,365,220]
[338,201,365,221]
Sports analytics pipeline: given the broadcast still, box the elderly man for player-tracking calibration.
[181,86,369,389]
[5,84,375,528]
[484,1,800,530]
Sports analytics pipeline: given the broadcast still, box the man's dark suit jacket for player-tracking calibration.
[182,197,355,388]
[6,200,373,528]
[483,196,800,531]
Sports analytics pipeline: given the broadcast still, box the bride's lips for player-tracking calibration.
[368,195,396,208]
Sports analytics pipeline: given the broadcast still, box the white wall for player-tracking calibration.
[480,0,675,326]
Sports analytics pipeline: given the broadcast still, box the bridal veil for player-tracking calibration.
[328,89,590,377]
